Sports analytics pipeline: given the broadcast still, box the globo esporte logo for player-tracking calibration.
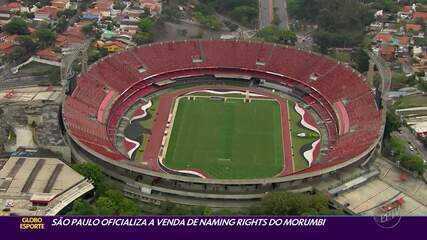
[20,217,45,230]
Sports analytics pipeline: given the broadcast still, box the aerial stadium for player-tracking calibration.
[61,40,383,206]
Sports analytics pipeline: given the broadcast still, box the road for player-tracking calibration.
[259,0,274,29]
[259,0,289,29]
[396,127,427,162]
[273,0,290,29]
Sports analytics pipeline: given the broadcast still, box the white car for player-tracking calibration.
[5,200,14,208]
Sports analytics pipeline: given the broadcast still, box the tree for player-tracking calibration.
[420,137,427,148]
[313,31,362,54]
[384,110,401,139]
[331,51,351,63]
[95,196,116,215]
[7,46,27,63]
[400,154,425,175]
[287,0,320,22]
[79,0,94,11]
[81,23,95,36]
[194,11,222,30]
[257,26,297,45]
[67,199,96,215]
[35,28,56,48]
[133,16,156,45]
[113,0,126,11]
[230,5,258,27]
[251,191,340,215]
[391,73,408,88]
[95,190,140,215]
[73,163,106,194]
[290,0,374,52]
[158,201,213,215]
[197,0,258,27]
[34,0,52,8]
[88,47,108,64]
[160,6,181,22]
[22,0,38,12]
[137,17,154,32]
[133,31,153,45]
[351,49,370,73]
[48,67,61,85]
[3,17,29,35]
[418,77,427,92]
[16,35,37,52]
[373,73,382,89]
[374,0,399,13]
[56,16,68,33]
[57,8,77,18]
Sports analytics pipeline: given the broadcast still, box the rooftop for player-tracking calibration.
[413,11,427,20]
[0,156,93,216]
[406,23,423,32]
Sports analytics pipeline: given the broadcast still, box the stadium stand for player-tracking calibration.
[63,40,381,179]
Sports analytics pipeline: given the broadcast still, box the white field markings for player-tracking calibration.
[286,100,295,173]
[272,100,279,167]
[159,96,181,163]
[194,95,273,164]
[187,94,276,102]
[275,99,287,178]
[158,97,209,178]
[165,95,278,170]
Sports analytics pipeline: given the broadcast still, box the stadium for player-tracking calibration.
[61,40,383,206]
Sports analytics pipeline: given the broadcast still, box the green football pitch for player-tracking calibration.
[163,97,284,179]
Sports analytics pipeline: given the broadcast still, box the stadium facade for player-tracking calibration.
[60,40,383,206]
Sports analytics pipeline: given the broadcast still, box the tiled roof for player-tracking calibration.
[397,36,409,46]
[36,48,61,62]
[413,11,427,20]
[375,33,392,43]
[406,23,423,32]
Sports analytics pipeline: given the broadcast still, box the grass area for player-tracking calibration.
[288,102,320,172]
[19,62,58,75]
[134,97,159,161]
[18,62,61,85]
[164,97,283,179]
[394,94,427,109]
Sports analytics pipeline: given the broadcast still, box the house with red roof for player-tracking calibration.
[55,23,87,51]
[97,40,128,53]
[403,5,412,14]
[396,36,410,47]
[0,2,21,21]
[51,0,71,10]
[5,2,21,12]
[35,6,60,21]
[406,23,423,32]
[375,33,392,43]
[0,6,12,21]
[92,0,113,19]
[413,11,427,21]
[82,7,101,21]
[35,48,62,63]
[140,0,162,16]
[0,34,18,56]
[379,45,396,61]
[399,5,415,20]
